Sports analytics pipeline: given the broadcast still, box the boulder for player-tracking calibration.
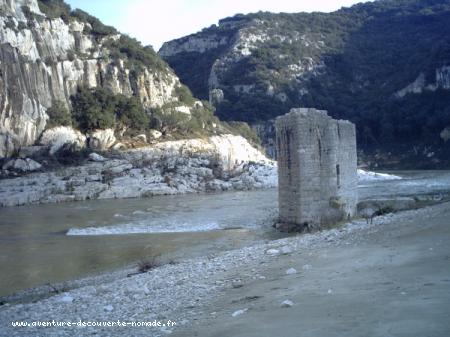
[40,126,86,155]
[89,153,106,162]
[280,300,294,308]
[134,134,147,143]
[2,158,42,172]
[112,142,127,150]
[88,129,116,150]
[149,130,162,139]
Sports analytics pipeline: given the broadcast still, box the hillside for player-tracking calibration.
[160,0,450,168]
[0,0,256,159]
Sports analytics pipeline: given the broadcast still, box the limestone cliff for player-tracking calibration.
[0,0,182,157]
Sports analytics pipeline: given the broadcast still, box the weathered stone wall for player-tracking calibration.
[275,108,357,230]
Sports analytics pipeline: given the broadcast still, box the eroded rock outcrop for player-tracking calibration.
[0,134,277,207]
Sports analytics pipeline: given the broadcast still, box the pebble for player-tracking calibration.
[286,268,297,275]
[281,300,294,308]
[103,305,114,311]
[266,249,280,256]
[232,308,248,317]
[59,295,74,303]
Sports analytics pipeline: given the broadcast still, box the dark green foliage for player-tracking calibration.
[151,107,191,135]
[174,84,195,105]
[71,87,116,132]
[163,0,450,157]
[162,24,242,100]
[37,0,71,21]
[224,121,261,147]
[115,95,149,133]
[45,100,72,128]
[149,101,220,138]
[104,35,166,73]
[71,9,117,36]
[71,87,151,133]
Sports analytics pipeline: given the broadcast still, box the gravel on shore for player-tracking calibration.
[1,202,446,337]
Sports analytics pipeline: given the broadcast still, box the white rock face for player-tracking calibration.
[174,106,192,114]
[160,34,230,56]
[88,129,116,151]
[40,126,86,154]
[209,135,270,172]
[0,0,181,158]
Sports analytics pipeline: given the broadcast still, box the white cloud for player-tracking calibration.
[115,0,370,50]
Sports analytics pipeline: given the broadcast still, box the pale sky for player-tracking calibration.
[66,0,372,50]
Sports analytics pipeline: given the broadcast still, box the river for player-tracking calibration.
[0,170,449,297]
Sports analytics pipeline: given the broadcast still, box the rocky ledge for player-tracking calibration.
[0,134,277,207]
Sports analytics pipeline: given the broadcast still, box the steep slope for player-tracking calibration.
[0,0,235,158]
[160,0,450,168]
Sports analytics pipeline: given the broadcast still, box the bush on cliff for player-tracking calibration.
[70,87,150,134]
[45,100,72,129]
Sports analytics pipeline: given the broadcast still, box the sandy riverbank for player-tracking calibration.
[1,202,449,337]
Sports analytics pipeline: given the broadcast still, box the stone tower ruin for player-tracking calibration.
[275,108,358,231]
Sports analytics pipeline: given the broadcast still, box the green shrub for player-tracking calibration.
[71,9,117,37]
[71,87,116,132]
[225,121,261,146]
[71,86,151,134]
[104,35,167,74]
[37,0,71,20]
[116,95,149,133]
[174,84,195,105]
[150,107,190,134]
[45,100,72,128]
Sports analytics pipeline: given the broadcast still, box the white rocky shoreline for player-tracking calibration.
[0,134,278,207]
[0,133,401,208]
[0,201,445,337]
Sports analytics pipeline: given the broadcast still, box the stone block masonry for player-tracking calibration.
[275,108,357,231]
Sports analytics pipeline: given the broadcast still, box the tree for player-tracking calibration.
[45,100,72,128]
[71,87,116,132]
[116,95,149,132]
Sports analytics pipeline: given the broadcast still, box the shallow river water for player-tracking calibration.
[0,170,449,297]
